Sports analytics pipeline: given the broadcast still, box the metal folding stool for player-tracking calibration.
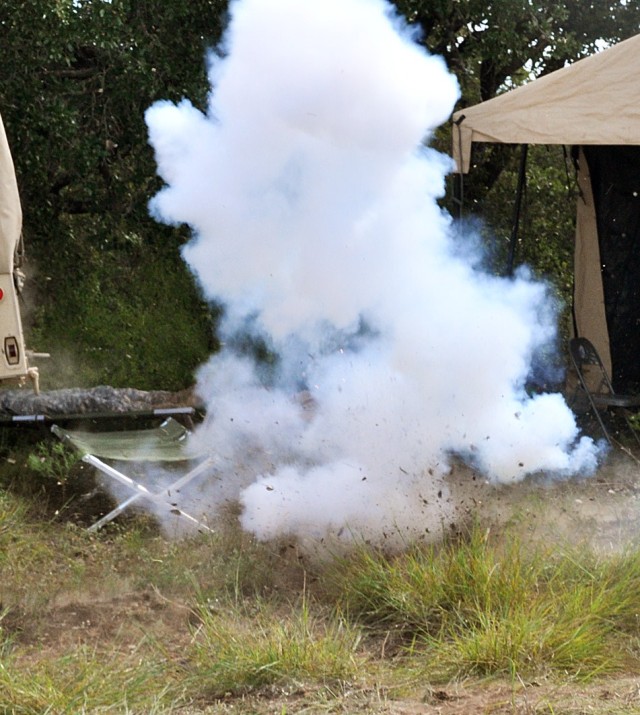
[52,417,215,533]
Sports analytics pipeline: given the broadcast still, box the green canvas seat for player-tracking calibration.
[51,417,195,462]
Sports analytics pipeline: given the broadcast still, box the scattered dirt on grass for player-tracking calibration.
[446,448,640,554]
[5,445,640,713]
[10,587,193,666]
[177,676,640,714]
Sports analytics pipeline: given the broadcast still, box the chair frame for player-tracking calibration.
[569,336,640,446]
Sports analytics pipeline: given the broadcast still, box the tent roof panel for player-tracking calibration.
[452,34,640,172]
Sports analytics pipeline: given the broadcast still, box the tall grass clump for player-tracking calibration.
[328,522,640,681]
[0,490,28,538]
[0,607,13,660]
[0,645,180,714]
[186,594,364,700]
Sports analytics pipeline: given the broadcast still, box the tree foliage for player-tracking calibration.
[1,0,227,235]
[0,0,228,389]
[395,0,640,102]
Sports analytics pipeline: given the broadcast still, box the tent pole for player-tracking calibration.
[452,173,464,219]
[451,114,466,219]
[507,144,528,276]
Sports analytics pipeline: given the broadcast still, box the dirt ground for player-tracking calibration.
[9,446,640,714]
[197,676,640,714]
[452,447,640,555]
[209,447,640,713]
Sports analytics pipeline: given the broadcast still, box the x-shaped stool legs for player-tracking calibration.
[83,454,216,533]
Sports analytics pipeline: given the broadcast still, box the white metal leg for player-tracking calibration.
[83,454,216,533]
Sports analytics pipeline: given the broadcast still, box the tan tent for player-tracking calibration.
[0,112,21,275]
[451,34,640,390]
[0,111,36,389]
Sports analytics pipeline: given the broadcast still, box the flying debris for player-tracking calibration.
[146,0,600,547]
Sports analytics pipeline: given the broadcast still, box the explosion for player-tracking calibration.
[145,0,599,546]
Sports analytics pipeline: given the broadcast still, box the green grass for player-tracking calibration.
[4,467,640,712]
[0,645,179,715]
[327,522,640,681]
[187,595,364,700]
[29,239,218,392]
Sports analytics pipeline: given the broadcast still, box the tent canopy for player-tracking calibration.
[450,33,640,392]
[0,113,21,274]
[452,33,640,173]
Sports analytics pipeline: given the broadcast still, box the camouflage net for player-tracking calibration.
[0,385,197,417]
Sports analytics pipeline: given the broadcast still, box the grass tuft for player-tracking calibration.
[328,521,640,681]
[5,470,640,712]
[0,644,180,714]
[186,594,364,700]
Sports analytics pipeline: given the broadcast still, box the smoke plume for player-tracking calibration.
[145,0,600,545]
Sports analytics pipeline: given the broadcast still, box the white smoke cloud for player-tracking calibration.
[145,0,600,545]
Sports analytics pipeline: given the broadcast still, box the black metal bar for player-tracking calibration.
[506,144,528,276]
[0,405,204,426]
[451,114,466,219]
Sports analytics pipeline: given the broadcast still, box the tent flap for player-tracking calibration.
[451,36,640,388]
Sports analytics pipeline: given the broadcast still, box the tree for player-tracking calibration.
[0,0,229,389]
[394,0,640,102]
[1,0,228,240]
